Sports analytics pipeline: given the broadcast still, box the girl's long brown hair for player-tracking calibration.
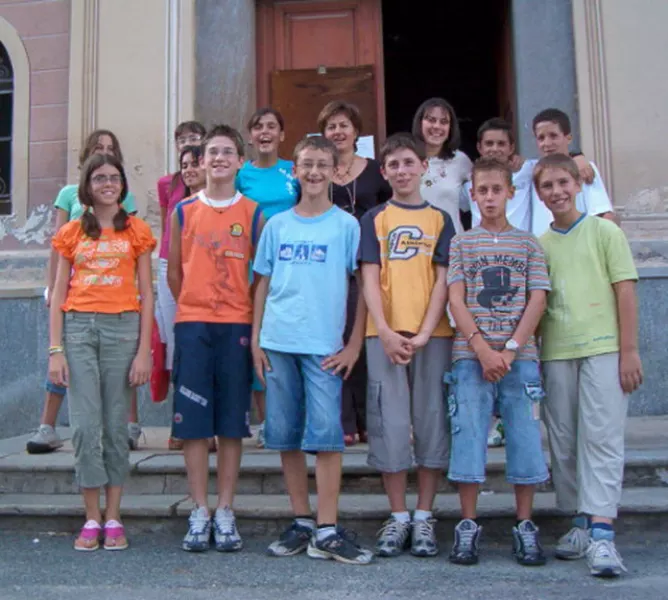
[78,154,130,240]
[78,129,124,167]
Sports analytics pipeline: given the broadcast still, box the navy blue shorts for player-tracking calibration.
[172,322,252,440]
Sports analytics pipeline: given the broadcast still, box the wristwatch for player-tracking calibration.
[504,338,520,352]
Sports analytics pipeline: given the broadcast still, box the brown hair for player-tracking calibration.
[379,133,426,166]
[174,120,206,140]
[411,97,461,160]
[203,124,246,157]
[471,156,513,188]
[78,154,130,240]
[293,135,339,167]
[247,107,285,132]
[317,101,363,151]
[78,129,124,167]
[532,108,571,135]
[532,153,580,188]
[477,117,515,145]
[178,144,205,196]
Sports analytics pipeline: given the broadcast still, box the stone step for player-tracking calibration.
[1,445,667,496]
[1,488,667,540]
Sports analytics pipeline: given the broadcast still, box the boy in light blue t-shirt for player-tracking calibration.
[252,136,373,566]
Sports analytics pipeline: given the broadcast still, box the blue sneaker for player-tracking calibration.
[213,507,243,552]
[182,506,211,552]
[267,520,314,557]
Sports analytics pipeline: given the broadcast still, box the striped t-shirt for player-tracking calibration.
[447,226,551,361]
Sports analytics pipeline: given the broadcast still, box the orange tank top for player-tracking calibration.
[175,192,261,324]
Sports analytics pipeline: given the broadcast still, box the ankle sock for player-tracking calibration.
[295,516,316,531]
[413,509,432,522]
[591,522,614,541]
[316,524,337,541]
[392,511,411,524]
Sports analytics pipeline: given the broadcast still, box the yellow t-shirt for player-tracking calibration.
[539,215,637,360]
[358,200,455,337]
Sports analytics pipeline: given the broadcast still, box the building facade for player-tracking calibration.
[0,0,667,433]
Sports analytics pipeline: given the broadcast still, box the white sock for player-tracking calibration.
[391,511,411,524]
[295,517,316,531]
[413,509,432,522]
[316,525,337,541]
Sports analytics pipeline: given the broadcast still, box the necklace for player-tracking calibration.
[330,178,357,215]
[488,223,513,244]
[334,155,356,183]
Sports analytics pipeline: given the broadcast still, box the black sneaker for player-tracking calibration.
[307,528,374,565]
[512,520,547,566]
[266,520,314,557]
[449,519,481,565]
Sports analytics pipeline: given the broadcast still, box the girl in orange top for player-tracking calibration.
[48,153,156,552]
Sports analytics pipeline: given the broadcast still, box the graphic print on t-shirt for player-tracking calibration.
[476,266,520,328]
[278,242,328,264]
[387,225,433,260]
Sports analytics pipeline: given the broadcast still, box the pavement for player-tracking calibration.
[0,530,667,600]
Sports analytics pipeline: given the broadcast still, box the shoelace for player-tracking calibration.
[457,525,476,551]
[214,514,236,536]
[189,513,210,534]
[377,519,408,541]
[564,526,589,550]
[587,539,628,571]
[518,527,539,552]
[413,518,436,538]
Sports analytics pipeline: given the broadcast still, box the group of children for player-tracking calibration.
[44,102,641,579]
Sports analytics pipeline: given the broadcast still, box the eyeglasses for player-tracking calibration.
[177,134,202,146]
[207,147,238,158]
[91,174,122,185]
[297,161,334,172]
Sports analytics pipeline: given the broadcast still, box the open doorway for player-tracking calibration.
[382,0,514,159]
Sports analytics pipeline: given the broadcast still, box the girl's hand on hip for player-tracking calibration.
[48,354,69,387]
[129,350,152,387]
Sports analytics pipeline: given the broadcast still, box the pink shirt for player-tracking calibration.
[157,174,186,259]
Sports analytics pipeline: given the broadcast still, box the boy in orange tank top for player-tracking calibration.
[167,125,265,553]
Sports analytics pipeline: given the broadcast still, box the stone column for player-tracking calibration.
[511,0,580,157]
[194,0,256,132]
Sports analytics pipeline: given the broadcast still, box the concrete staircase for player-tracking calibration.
[1,418,667,538]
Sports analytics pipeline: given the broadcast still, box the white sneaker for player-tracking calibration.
[127,422,142,450]
[555,526,590,560]
[26,425,63,454]
[487,417,505,447]
[586,538,627,577]
[213,507,243,552]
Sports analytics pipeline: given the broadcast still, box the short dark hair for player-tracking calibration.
[79,129,124,167]
[532,153,580,189]
[411,97,461,160]
[78,154,130,240]
[174,120,206,140]
[477,118,515,145]
[532,108,571,135]
[247,107,285,132]
[471,156,513,188]
[379,133,426,166]
[203,124,245,157]
[293,135,339,167]
[317,101,363,136]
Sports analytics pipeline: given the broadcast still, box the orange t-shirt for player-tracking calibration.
[52,216,156,313]
[175,192,261,324]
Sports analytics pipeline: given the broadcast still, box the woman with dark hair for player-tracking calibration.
[237,107,299,448]
[412,98,472,233]
[49,153,155,551]
[318,100,392,447]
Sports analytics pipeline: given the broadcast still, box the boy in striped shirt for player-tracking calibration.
[446,157,551,567]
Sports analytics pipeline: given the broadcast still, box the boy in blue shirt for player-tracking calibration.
[252,136,373,565]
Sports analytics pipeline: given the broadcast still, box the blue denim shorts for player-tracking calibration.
[45,380,67,396]
[446,359,549,485]
[263,350,344,453]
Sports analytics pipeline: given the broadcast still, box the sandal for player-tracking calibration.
[74,520,102,552]
[344,433,358,447]
[103,519,129,551]
[168,437,184,451]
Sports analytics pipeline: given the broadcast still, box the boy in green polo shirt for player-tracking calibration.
[534,154,643,579]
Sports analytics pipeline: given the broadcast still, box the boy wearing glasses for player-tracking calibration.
[252,136,373,565]
[168,125,264,553]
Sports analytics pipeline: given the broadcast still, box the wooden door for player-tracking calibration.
[271,66,377,158]
[256,0,385,147]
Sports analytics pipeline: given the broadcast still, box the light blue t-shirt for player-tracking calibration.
[253,206,360,356]
[236,159,299,220]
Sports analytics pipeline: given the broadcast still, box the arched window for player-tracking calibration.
[0,42,12,216]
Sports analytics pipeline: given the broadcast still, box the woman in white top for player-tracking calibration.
[412,98,472,234]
